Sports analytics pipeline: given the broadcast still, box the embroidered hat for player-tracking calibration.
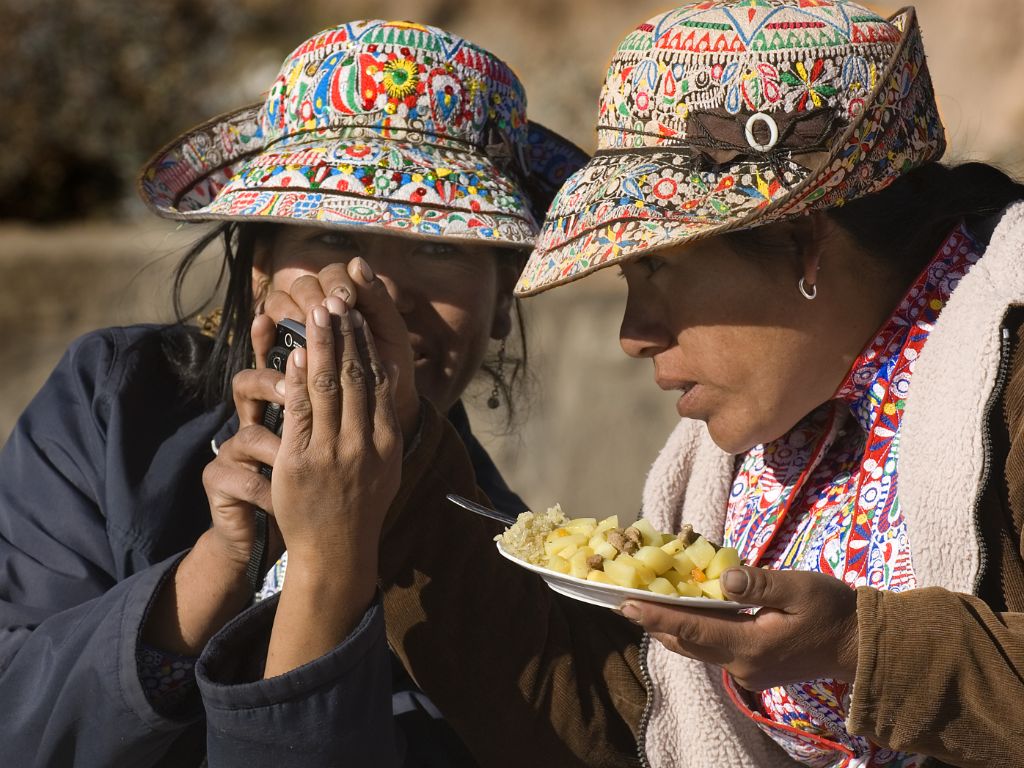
[139,20,587,246]
[515,1,945,295]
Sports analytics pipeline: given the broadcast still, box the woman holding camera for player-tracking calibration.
[0,19,591,767]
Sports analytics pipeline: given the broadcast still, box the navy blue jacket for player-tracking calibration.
[0,325,524,767]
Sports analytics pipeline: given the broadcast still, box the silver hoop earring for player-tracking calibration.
[798,277,817,301]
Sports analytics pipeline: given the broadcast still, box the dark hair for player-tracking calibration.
[163,223,530,426]
[725,161,1024,285]
[828,161,1024,284]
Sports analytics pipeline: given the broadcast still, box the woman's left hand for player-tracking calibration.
[620,567,860,690]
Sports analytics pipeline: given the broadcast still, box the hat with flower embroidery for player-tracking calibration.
[139,20,587,246]
[515,1,945,295]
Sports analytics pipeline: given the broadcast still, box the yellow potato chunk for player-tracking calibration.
[672,550,698,575]
[614,554,656,586]
[569,547,595,579]
[594,541,619,560]
[684,536,717,570]
[631,518,661,547]
[660,538,685,556]
[603,558,641,589]
[587,570,614,584]
[676,580,702,598]
[705,546,742,580]
[634,545,676,576]
[699,578,725,600]
[661,569,686,587]
[596,515,620,533]
[647,577,677,596]
[588,531,608,549]
[547,555,570,574]
[545,533,587,558]
[566,518,597,536]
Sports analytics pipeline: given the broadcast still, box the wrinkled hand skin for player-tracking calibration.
[621,566,859,691]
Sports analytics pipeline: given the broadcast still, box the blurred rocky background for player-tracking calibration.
[2,0,1022,517]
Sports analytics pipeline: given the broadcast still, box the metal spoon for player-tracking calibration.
[446,493,516,525]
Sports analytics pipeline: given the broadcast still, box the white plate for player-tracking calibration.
[496,542,754,611]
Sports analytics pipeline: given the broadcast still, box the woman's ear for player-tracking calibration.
[490,258,519,340]
[791,213,830,290]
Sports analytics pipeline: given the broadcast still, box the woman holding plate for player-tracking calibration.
[369,2,1024,766]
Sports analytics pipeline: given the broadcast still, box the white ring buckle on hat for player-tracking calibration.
[744,112,780,153]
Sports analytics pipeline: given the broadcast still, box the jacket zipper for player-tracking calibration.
[636,633,653,768]
[972,323,1012,594]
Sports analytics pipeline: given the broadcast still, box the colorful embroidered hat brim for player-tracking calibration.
[139,20,587,247]
[515,2,945,295]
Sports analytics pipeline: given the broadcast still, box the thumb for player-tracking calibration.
[720,566,793,609]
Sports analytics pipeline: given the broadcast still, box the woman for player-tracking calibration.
[0,19,586,767]
[362,2,1024,767]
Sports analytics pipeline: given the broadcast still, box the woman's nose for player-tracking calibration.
[619,295,669,359]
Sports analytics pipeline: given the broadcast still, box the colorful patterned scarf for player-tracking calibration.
[722,224,981,767]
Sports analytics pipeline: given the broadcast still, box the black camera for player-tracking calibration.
[261,318,307,437]
[247,318,307,593]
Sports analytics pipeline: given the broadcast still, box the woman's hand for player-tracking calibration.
[264,297,403,677]
[620,567,860,690]
[141,321,288,656]
[263,257,419,442]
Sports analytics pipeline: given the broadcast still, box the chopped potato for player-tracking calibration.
[684,536,717,570]
[648,577,677,596]
[699,578,725,601]
[705,546,742,580]
[634,545,676,576]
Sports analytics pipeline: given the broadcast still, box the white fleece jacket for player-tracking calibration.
[637,201,1024,768]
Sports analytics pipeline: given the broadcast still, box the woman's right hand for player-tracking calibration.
[263,297,403,677]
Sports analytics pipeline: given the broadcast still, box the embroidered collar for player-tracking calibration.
[835,223,983,434]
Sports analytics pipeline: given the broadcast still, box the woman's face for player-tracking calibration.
[255,226,516,414]
[618,224,895,454]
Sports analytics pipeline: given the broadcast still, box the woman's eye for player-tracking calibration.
[316,231,358,250]
[636,256,664,276]
[418,242,459,258]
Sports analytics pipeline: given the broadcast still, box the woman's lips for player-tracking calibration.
[656,376,701,418]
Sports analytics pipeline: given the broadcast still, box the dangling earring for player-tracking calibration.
[488,339,507,410]
[798,277,817,301]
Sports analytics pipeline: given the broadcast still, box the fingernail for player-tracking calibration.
[313,306,330,328]
[722,568,748,595]
[292,348,306,369]
[331,285,352,303]
[355,257,374,282]
[274,379,286,396]
[351,309,365,328]
[619,603,642,624]
[324,296,348,316]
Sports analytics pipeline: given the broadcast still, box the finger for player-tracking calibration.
[232,369,286,428]
[620,600,751,647]
[317,261,359,307]
[347,257,413,371]
[361,321,401,452]
[338,307,370,440]
[305,304,342,447]
[720,566,799,610]
[348,257,418,435]
[251,314,276,370]
[203,461,274,515]
[216,425,281,468]
[264,289,304,325]
[287,274,328,317]
[280,345,312,452]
